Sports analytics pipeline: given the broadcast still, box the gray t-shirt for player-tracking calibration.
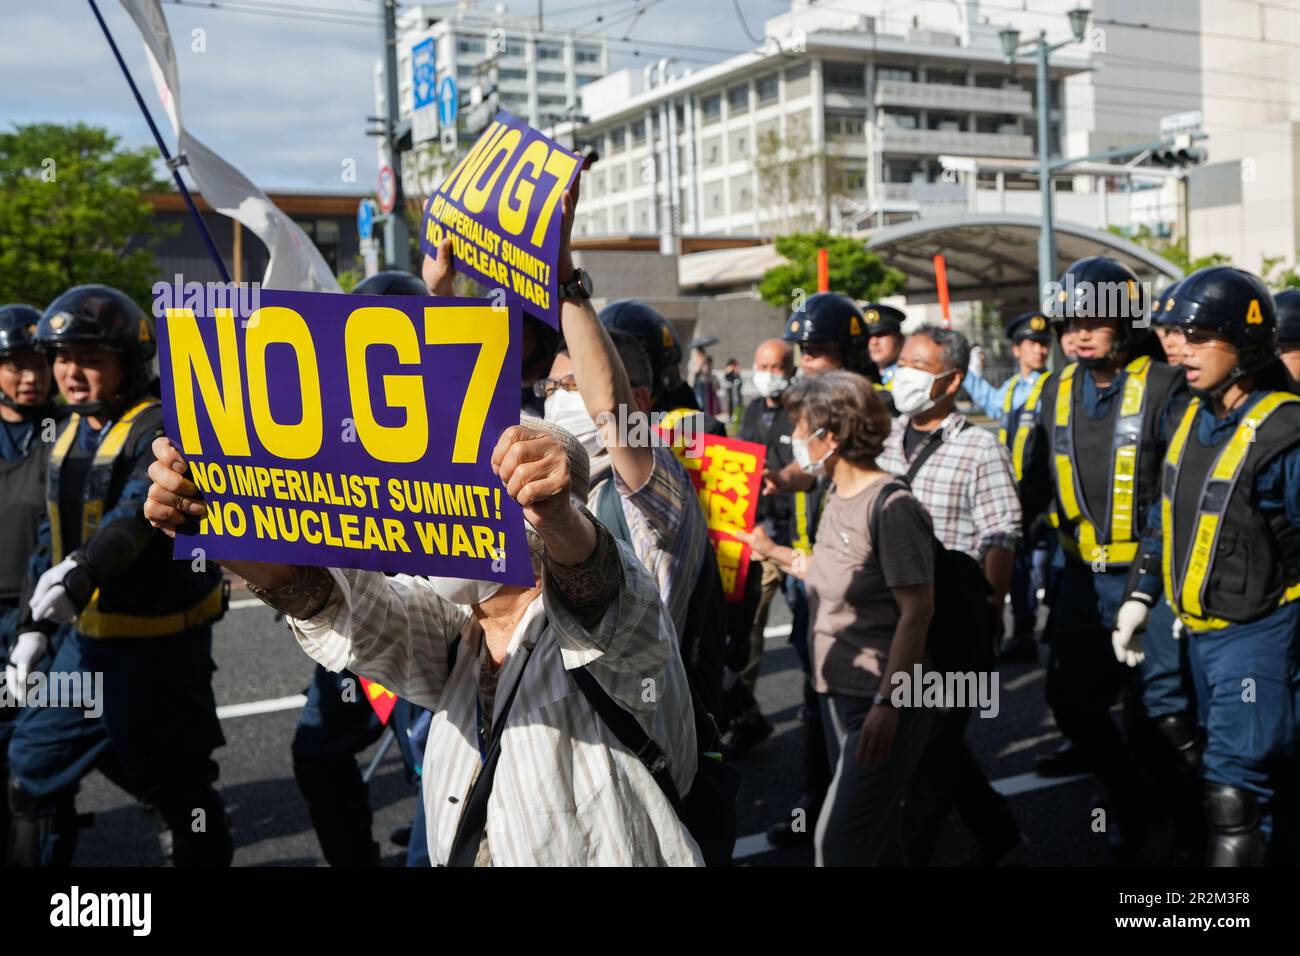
[807,477,935,698]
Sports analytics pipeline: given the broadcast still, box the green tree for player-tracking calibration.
[758,230,906,309]
[1107,224,1231,274]
[0,123,169,308]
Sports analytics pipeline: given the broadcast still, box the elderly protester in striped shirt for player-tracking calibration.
[142,419,703,867]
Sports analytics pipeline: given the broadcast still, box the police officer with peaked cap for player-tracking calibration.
[862,303,906,385]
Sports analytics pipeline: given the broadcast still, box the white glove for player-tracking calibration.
[5,632,48,705]
[30,556,83,624]
[1111,599,1150,667]
[968,346,985,377]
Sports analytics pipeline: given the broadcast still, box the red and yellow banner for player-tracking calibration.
[358,676,398,725]
[658,414,764,603]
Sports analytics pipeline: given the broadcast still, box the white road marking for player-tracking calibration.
[229,597,266,610]
[1001,669,1045,692]
[763,623,792,640]
[216,694,306,720]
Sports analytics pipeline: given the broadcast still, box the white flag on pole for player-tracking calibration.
[118,0,341,292]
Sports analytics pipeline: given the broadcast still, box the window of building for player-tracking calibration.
[975,72,1007,89]
[631,119,646,144]
[591,170,606,194]
[499,68,528,82]
[833,165,867,193]
[877,66,914,83]
[727,84,749,114]
[928,113,965,132]
[756,73,779,104]
[505,41,525,57]
[537,44,563,60]
[612,164,627,190]
[885,161,920,184]
[458,37,485,55]
[883,110,918,129]
[824,63,865,93]
[538,94,568,108]
[825,111,865,138]
[537,70,566,84]
[295,219,340,272]
[926,67,967,86]
[577,74,597,87]
[575,47,600,64]
[703,136,721,165]
[729,128,749,159]
[610,127,626,153]
[500,96,529,115]
[701,93,722,124]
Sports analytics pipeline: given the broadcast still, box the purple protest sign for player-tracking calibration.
[155,289,533,586]
[419,111,581,329]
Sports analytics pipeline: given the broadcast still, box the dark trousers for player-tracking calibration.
[904,709,1018,863]
[815,692,934,866]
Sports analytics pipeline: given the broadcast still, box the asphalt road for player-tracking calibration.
[60,579,1158,868]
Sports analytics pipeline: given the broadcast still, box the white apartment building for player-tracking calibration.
[379,2,609,199]
[568,0,1090,243]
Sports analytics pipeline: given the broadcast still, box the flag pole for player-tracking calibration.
[86,0,232,284]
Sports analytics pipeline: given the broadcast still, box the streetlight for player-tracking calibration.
[1001,7,1090,324]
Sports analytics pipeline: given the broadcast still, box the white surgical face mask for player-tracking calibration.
[544,388,604,459]
[891,366,953,418]
[752,369,790,399]
[791,427,833,477]
[427,576,503,606]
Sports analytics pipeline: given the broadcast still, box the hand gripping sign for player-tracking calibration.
[156,289,532,586]
[657,413,765,603]
[419,111,582,329]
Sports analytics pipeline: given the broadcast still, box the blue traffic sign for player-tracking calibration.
[357,199,376,241]
[412,38,436,111]
[438,75,458,128]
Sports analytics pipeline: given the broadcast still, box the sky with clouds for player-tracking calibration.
[7,0,789,192]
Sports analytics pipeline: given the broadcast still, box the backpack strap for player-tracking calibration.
[868,478,911,551]
[569,665,684,813]
[445,645,533,867]
[594,473,633,546]
[904,419,969,484]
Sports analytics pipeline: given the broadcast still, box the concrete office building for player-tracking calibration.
[380,2,608,200]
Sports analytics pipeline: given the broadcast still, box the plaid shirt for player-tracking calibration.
[878,412,1022,560]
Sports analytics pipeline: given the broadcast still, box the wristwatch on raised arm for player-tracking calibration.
[559,267,593,301]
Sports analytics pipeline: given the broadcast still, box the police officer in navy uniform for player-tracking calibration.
[1152,280,1187,368]
[6,285,231,867]
[0,304,61,859]
[1273,289,1300,387]
[1020,257,1187,854]
[862,303,905,387]
[1114,267,1300,865]
[291,270,429,866]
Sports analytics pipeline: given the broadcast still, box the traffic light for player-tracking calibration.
[1153,133,1205,167]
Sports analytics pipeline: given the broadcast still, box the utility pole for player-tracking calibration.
[380,0,410,269]
[1000,6,1090,368]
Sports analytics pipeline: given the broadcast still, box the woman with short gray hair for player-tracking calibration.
[741,371,937,865]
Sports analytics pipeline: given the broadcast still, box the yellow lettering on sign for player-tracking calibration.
[167,308,251,457]
[245,306,323,460]
[424,306,509,464]
[498,139,549,238]
[345,306,430,463]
